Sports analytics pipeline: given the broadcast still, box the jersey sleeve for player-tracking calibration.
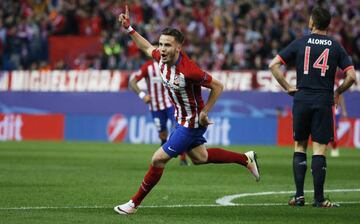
[277,39,298,65]
[133,62,150,81]
[151,49,161,62]
[337,44,354,72]
[188,61,213,86]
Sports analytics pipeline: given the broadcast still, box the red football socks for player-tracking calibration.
[330,141,337,149]
[206,148,248,166]
[131,165,164,207]
[179,153,186,161]
[131,149,247,206]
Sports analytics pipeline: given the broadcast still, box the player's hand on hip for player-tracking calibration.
[118,5,131,29]
[287,87,298,96]
[199,111,214,127]
[143,95,151,104]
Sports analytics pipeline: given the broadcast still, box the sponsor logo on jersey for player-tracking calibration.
[173,75,180,85]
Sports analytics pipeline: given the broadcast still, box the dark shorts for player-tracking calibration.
[151,107,175,132]
[162,123,207,158]
[292,101,334,144]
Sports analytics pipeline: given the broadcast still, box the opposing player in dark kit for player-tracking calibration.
[269,7,356,207]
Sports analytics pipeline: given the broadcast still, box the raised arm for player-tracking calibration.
[269,56,298,96]
[118,5,156,57]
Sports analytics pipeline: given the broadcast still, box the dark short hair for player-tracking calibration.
[311,7,331,30]
[160,27,184,44]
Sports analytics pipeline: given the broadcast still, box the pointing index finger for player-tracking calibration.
[125,5,129,17]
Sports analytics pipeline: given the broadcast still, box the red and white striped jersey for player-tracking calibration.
[152,49,213,128]
[133,60,172,111]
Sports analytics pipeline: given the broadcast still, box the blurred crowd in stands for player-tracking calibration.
[0,0,359,71]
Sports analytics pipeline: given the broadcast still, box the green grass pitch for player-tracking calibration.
[0,141,359,224]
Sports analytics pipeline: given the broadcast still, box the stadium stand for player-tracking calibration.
[0,0,359,71]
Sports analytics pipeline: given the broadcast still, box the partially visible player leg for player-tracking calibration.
[179,152,189,166]
[152,110,168,145]
[159,130,168,145]
[115,123,201,215]
[206,147,248,165]
[187,145,260,181]
[330,109,340,157]
[311,104,339,208]
[164,106,188,165]
[114,147,171,215]
[312,142,339,207]
[312,142,327,205]
[289,140,308,206]
[329,141,339,157]
[131,148,171,204]
[289,101,311,206]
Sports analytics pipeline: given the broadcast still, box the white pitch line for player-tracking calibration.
[143,201,360,208]
[1,201,360,211]
[216,188,360,205]
[1,189,359,211]
[0,205,110,210]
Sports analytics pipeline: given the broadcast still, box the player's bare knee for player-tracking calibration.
[190,156,207,165]
[151,156,167,167]
[190,159,203,165]
[151,148,171,167]
[151,153,163,166]
[313,141,327,155]
[295,140,308,153]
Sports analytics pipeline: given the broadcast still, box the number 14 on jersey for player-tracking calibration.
[304,46,330,77]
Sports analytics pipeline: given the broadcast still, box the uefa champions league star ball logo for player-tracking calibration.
[107,114,128,142]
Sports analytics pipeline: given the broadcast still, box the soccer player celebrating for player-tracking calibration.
[269,7,356,207]
[114,6,260,215]
[129,58,189,165]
